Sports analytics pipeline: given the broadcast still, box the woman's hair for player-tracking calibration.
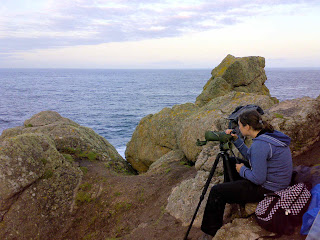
[238,109,274,132]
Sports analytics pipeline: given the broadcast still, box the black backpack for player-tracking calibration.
[227,104,264,135]
[255,183,311,238]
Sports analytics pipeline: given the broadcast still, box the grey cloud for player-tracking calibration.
[1,0,318,53]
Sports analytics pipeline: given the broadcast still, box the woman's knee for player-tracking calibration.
[208,184,224,200]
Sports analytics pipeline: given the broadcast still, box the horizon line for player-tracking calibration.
[1,67,320,70]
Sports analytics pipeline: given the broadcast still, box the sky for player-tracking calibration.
[1,0,320,69]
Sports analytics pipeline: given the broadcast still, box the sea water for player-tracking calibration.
[0,68,319,157]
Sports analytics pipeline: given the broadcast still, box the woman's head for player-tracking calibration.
[238,110,274,136]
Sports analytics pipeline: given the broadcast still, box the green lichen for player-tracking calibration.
[41,169,54,179]
[79,166,88,174]
[75,182,93,205]
[60,147,98,161]
[62,154,74,162]
[75,191,92,205]
[114,192,122,197]
[79,182,92,191]
[274,113,284,118]
[41,158,48,165]
[114,202,132,212]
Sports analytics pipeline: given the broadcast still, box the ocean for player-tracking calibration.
[0,68,319,157]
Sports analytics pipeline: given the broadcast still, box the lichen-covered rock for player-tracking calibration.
[23,111,75,127]
[265,97,320,157]
[166,171,223,227]
[146,149,186,175]
[125,103,199,172]
[1,111,134,174]
[196,55,272,107]
[0,111,137,239]
[213,218,271,240]
[0,133,82,239]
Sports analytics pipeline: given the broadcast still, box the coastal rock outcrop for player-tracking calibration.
[0,111,134,239]
[1,111,134,174]
[164,70,320,238]
[126,55,320,175]
[126,55,278,173]
[195,54,272,107]
[124,54,320,238]
[125,103,199,172]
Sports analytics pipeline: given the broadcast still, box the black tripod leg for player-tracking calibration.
[183,153,223,240]
[223,153,234,182]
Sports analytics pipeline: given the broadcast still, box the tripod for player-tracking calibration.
[183,142,239,240]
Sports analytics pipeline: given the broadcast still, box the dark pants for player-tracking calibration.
[201,158,272,236]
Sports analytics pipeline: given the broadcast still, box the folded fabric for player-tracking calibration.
[301,184,320,235]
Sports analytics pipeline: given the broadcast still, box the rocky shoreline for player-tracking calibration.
[1,55,319,240]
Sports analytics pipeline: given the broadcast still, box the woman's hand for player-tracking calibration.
[225,129,238,140]
[236,163,244,173]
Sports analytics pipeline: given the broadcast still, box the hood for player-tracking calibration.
[254,130,291,147]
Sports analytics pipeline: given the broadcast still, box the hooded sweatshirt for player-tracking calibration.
[233,130,293,191]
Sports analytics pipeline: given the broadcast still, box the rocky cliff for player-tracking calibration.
[1,55,319,240]
[126,55,320,173]
[125,54,320,239]
[0,111,135,239]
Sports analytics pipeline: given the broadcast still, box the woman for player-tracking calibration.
[200,110,293,239]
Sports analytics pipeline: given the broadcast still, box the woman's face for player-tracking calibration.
[238,121,250,136]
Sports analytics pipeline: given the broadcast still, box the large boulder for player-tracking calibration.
[1,111,134,174]
[0,133,82,239]
[166,170,223,228]
[0,111,135,239]
[195,54,272,107]
[265,97,320,157]
[146,149,187,175]
[125,103,199,172]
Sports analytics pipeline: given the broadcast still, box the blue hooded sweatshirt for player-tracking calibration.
[233,130,293,191]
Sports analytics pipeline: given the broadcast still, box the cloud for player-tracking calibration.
[0,0,319,53]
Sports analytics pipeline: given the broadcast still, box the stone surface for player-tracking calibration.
[146,149,187,175]
[166,171,223,227]
[0,111,136,239]
[213,218,272,240]
[125,103,199,172]
[265,97,320,157]
[0,133,82,239]
[196,54,272,107]
[1,111,134,174]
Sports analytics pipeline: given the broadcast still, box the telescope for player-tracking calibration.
[196,131,234,149]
